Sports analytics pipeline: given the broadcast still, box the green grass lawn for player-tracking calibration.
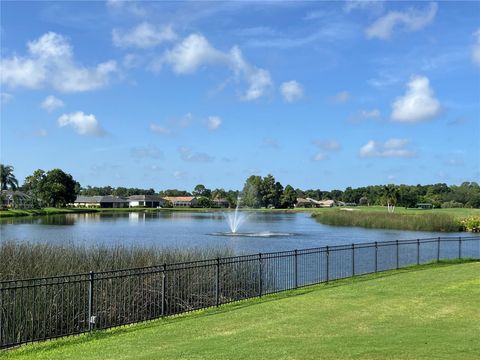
[4,261,479,360]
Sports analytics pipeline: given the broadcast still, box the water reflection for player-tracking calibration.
[0,211,467,255]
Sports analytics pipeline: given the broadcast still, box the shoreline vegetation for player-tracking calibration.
[1,206,480,232]
[0,240,234,280]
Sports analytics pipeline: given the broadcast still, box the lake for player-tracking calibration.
[0,211,466,254]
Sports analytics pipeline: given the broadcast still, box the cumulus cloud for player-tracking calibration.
[349,108,381,123]
[312,139,341,161]
[280,80,304,102]
[359,138,415,158]
[0,32,117,92]
[178,146,214,162]
[162,34,272,101]
[41,95,64,112]
[150,113,193,135]
[112,22,177,48]
[366,2,437,40]
[472,29,480,66]
[207,116,222,130]
[58,111,106,136]
[391,75,441,122]
[329,90,351,104]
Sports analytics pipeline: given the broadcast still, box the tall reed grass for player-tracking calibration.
[312,210,462,232]
[0,241,234,280]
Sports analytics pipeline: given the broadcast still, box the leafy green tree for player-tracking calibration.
[382,184,399,213]
[193,184,211,198]
[196,196,212,208]
[24,169,78,207]
[0,164,18,190]
[242,175,263,208]
[280,185,297,208]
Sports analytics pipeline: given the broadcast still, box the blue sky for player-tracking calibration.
[1,1,479,191]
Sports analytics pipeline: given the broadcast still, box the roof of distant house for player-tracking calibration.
[128,195,164,201]
[75,195,128,203]
[163,196,195,202]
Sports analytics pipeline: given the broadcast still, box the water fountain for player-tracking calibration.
[211,196,296,238]
[226,196,247,233]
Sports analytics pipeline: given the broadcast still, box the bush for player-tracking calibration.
[441,201,464,208]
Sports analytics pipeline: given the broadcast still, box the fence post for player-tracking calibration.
[396,240,399,269]
[458,237,462,259]
[294,249,298,289]
[374,242,378,273]
[351,243,355,277]
[417,239,420,265]
[88,271,95,331]
[215,258,220,307]
[259,253,263,297]
[326,246,329,283]
[437,237,440,262]
[161,264,166,317]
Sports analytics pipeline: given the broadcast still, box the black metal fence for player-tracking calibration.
[1,236,479,349]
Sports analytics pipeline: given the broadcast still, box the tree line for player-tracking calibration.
[1,164,479,209]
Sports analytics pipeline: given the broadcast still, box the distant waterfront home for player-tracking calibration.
[162,196,198,207]
[128,195,166,208]
[74,195,129,208]
[294,198,337,208]
[212,198,229,208]
[295,198,315,208]
[0,190,31,208]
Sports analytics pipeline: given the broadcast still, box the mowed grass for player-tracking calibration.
[4,261,480,360]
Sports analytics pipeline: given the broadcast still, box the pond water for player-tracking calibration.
[0,211,466,254]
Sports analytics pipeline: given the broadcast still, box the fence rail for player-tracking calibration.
[1,236,479,349]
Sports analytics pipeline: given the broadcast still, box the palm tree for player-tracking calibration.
[383,184,398,213]
[0,164,19,190]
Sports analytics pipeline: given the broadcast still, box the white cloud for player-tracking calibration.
[349,108,381,122]
[344,0,384,14]
[280,80,304,102]
[391,75,441,123]
[0,32,117,92]
[313,139,342,151]
[150,123,172,135]
[366,2,437,40]
[41,95,64,112]
[207,116,222,130]
[34,129,48,137]
[112,22,177,48]
[58,111,105,136]
[359,138,415,158]
[472,29,480,66]
[329,90,351,103]
[178,146,214,162]
[313,152,328,161]
[106,0,146,16]
[163,34,272,101]
[0,92,13,105]
[164,34,226,74]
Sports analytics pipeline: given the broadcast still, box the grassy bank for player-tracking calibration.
[0,241,233,280]
[5,261,479,360]
[312,210,465,232]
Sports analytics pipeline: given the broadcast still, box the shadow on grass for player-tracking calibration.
[6,259,479,357]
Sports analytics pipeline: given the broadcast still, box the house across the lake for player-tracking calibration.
[0,190,31,208]
[294,198,337,208]
[128,195,166,208]
[162,196,198,207]
[212,198,229,208]
[73,195,129,208]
